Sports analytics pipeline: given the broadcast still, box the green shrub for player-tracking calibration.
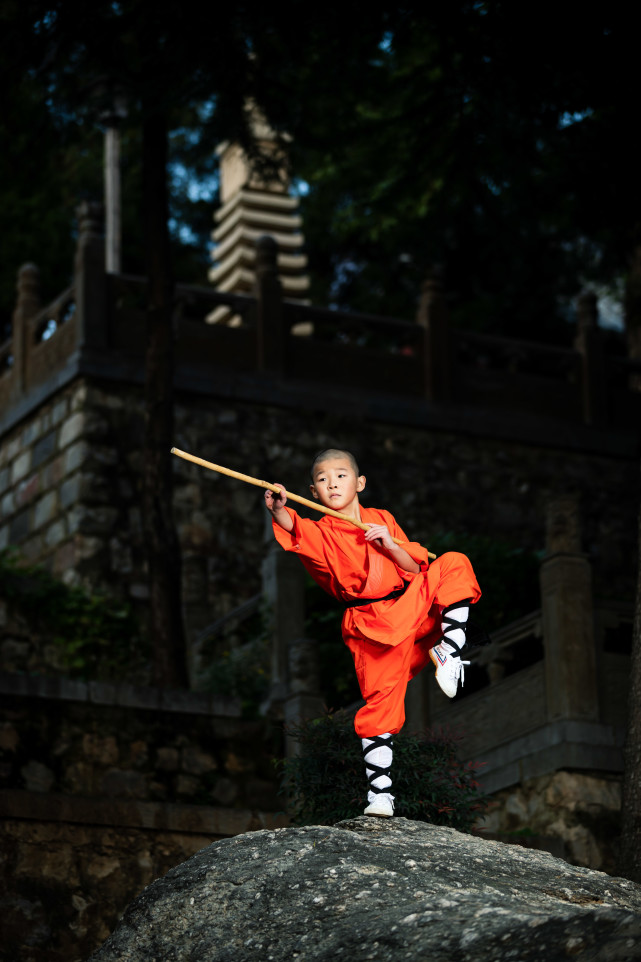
[204,634,271,715]
[428,530,542,632]
[0,548,147,680]
[304,575,361,710]
[279,710,488,831]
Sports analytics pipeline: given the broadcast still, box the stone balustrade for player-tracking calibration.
[2,205,639,443]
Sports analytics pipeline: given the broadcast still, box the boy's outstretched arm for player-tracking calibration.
[264,483,294,532]
[364,524,420,574]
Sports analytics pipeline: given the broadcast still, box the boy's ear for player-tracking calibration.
[309,484,319,500]
[357,475,366,492]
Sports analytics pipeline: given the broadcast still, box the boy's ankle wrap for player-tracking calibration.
[439,600,471,656]
[362,733,393,795]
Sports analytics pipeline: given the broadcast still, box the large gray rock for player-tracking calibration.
[89,817,641,962]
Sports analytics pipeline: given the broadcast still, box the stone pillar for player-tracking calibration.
[404,668,432,732]
[181,553,211,685]
[540,494,599,722]
[416,267,450,402]
[255,235,285,375]
[104,125,122,274]
[284,638,325,756]
[101,92,127,275]
[11,263,41,399]
[574,291,606,426]
[261,538,307,710]
[74,201,108,354]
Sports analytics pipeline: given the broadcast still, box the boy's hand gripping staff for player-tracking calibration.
[170,447,436,559]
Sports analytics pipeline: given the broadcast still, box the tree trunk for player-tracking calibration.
[141,105,189,688]
[617,470,641,882]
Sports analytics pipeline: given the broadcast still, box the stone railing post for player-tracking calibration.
[416,267,451,402]
[261,533,307,711]
[404,667,432,731]
[74,201,108,354]
[284,638,325,756]
[254,235,284,375]
[574,290,606,426]
[540,494,599,722]
[10,263,41,399]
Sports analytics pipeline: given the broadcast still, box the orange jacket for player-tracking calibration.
[273,506,435,647]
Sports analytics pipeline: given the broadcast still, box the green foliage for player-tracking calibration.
[279,710,487,831]
[429,531,543,633]
[254,7,635,338]
[198,603,272,714]
[204,634,271,716]
[304,575,361,711]
[0,72,102,330]
[2,4,634,342]
[0,548,147,680]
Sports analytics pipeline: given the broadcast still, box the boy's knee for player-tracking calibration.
[436,551,481,605]
[439,550,471,569]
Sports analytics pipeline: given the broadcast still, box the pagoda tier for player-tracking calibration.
[208,134,310,326]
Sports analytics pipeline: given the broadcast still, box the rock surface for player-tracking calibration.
[88,816,641,962]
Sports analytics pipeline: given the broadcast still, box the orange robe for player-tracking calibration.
[273,506,481,737]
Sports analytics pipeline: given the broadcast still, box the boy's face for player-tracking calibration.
[310,457,366,514]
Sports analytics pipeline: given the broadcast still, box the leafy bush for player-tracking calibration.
[428,530,542,633]
[279,710,488,831]
[204,634,271,715]
[304,575,361,710]
[0,548,147,680]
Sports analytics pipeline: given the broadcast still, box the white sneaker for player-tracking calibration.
[430,641,470,698]
[364,793,394,817]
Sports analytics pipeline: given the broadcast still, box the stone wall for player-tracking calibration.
[1,373,637,679]
[479,771,623,875]
[0,326,638,959]
[3,815,215,962]
[1,798,290,962]
[0,673,282,814]
[0,379,127,587]
[0,671,287,962]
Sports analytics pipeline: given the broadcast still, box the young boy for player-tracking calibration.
[265,448,481,818]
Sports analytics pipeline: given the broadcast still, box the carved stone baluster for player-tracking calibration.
[540,494,599,722]
[416,266,451,402]
[575,290,606,425]
[11,263,41,398]
[74,201,108,355]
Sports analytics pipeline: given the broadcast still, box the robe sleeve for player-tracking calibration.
[272,507,326,562]
[384,511,431,569]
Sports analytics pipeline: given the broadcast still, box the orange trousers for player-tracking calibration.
[344,552,481,737]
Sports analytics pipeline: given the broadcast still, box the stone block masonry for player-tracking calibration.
[1,798,287,962]
[1,370,638,680]
[0,672,282,812]
[0,380,150,602]
[478,771,623,875]
[0,671,288,962]
[2,815,213,962]
[0,385,70,572]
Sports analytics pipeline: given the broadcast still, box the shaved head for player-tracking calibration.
[311,448,360,480]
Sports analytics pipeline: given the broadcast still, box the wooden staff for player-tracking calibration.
[170,447,436,558]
